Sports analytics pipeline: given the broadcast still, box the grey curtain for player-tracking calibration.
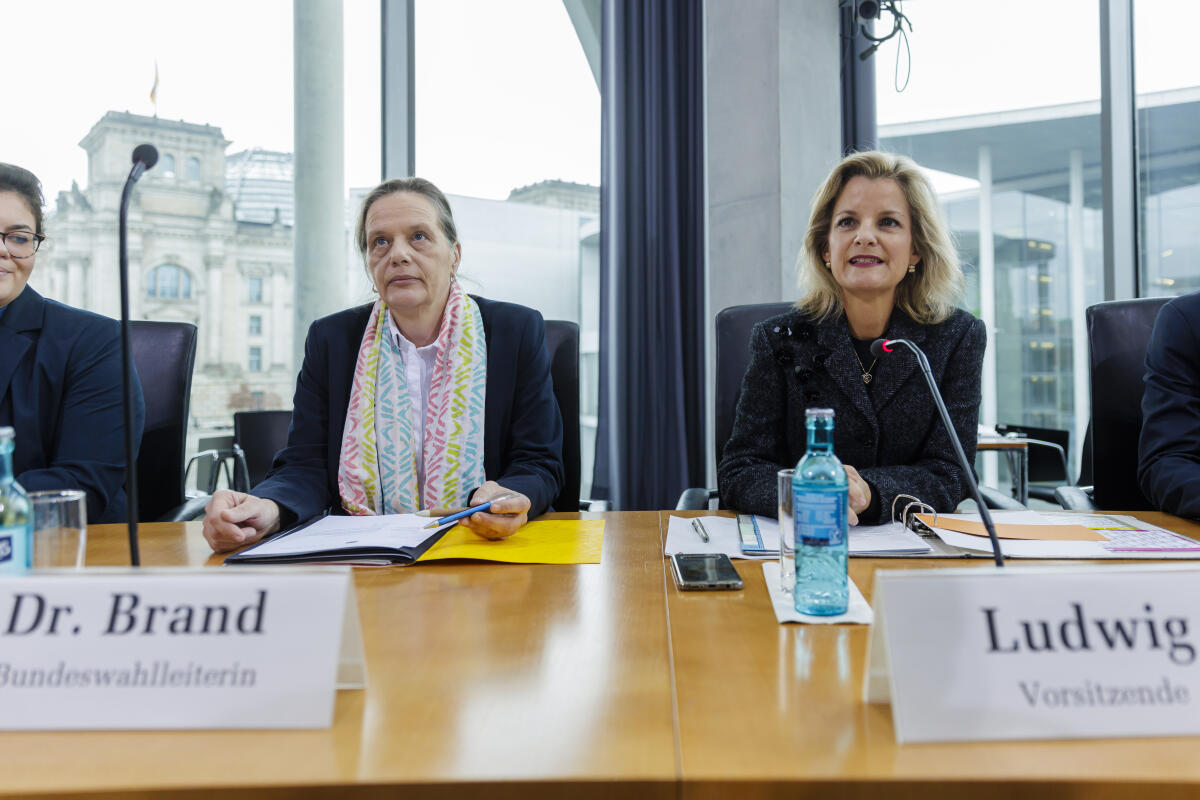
[593,0,706,510]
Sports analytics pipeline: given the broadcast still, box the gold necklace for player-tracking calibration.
[852,347,878,384]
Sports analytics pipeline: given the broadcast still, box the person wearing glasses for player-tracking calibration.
[719,151,985,524]
[0,162,144,522]
[202,177,564,552]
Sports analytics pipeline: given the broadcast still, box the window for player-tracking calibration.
[249,314,263,336]
[146,264,193,300]
[161,154,176,178]
[186,157,201,181]
[416,0,600,495]
[1135,0,1200,297]
[248,276,263,304]
[248,346,262,373]
[875,0,1102,478]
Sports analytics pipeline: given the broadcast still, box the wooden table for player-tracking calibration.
[0,513,677,799]
[666,510,1200,799]
[3,511,1200,798]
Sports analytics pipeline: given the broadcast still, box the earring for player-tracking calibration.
[908,264,917,274]
[824,262,832,269]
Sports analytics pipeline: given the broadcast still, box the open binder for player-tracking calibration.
[225,514,452,566]
[892,495,1200,559]
[741,494,1200,560]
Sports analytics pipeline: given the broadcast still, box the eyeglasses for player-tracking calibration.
[0,231,45,259]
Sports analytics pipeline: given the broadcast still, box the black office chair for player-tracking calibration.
[233,410,293,490]
[994,422,1071,503]
[1054,297,1170,511]
[677,302,791,510]
[545,320,585,511]
[676,302,1023,511]
[130,320,208,522]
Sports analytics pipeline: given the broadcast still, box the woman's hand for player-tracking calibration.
[458,481,531,540]
[202,490,282,552]
[843,465,872,527]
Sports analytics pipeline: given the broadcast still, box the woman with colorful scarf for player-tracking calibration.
[202,178,564,552]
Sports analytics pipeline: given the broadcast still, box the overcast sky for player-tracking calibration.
[3,0,599,203]
[3,0,1195,205]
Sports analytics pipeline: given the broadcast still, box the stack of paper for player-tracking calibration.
[664,515,932,559]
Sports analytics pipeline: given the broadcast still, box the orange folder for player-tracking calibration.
[913,514,1106,542]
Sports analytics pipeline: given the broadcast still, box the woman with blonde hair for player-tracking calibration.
[719,151,985,523]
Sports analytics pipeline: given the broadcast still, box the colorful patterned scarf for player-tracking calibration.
[337,283,488,514]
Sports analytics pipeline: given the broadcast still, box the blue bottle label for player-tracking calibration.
[0,532,11,564]
[794,491,846,546]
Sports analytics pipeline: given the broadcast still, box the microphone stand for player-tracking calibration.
[875,338,1005,567]
[118,147,157,567]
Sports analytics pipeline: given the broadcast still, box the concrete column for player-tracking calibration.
[1068,148,1088,477]
[205,261,223,367]
[704,0,841,486]
[272,269,288,369]
[978,145,998,488]
[67,259,85,309]
[293,0,345,372]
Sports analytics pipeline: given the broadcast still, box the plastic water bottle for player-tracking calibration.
[0,427,32,575]
[792,409,848,615]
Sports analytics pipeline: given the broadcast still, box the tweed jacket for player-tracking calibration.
[718,306,986,524]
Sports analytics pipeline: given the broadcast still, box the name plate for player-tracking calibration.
[0,567,364,730]
[865,565,1200,743]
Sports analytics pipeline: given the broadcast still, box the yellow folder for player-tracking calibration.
[417,519,605,565]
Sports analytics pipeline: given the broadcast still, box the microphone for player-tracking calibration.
[129,144,159,184]
[872,337,1005,567]
[118,144,159,567]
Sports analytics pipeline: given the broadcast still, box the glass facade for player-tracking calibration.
[876,0,1104,477]
[1135,0,1200,296]
[415,0,601,495]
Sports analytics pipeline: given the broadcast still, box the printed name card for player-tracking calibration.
[864,564,1200,743]
[0,567,364,730]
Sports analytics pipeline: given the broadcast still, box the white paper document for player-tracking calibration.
[848,522,933,555]
[664,515,756,558]
[244,514,445,557]
[761,562,873,625]
[664,515,932,558]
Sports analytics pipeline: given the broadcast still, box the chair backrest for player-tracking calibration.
[130,321,198,521]
[994,422,1070,483]
[544,320,581,511]
[233,410,293,489]
[1086,297,1170,510]
[715,302,793,465]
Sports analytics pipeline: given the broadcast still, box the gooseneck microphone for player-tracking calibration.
[119,143,159,567]
[871,337,1005,567]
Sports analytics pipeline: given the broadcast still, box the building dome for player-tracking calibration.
[225,148,294,226]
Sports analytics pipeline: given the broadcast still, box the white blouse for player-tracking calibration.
[385,313,440,495]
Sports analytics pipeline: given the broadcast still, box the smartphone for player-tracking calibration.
[670,553,744,591]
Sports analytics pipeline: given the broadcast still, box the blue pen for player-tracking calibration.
[423,493,518,529]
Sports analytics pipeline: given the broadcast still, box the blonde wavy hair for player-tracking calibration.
[797,151,963,324]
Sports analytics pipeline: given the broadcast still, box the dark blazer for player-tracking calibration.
[0,287,144,523]
[254,296,565,523]
[718,307,986,523]
[1138,290,1200,519]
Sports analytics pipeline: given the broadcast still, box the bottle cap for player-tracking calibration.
[0,426,13,442]
[804,408,835,418]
